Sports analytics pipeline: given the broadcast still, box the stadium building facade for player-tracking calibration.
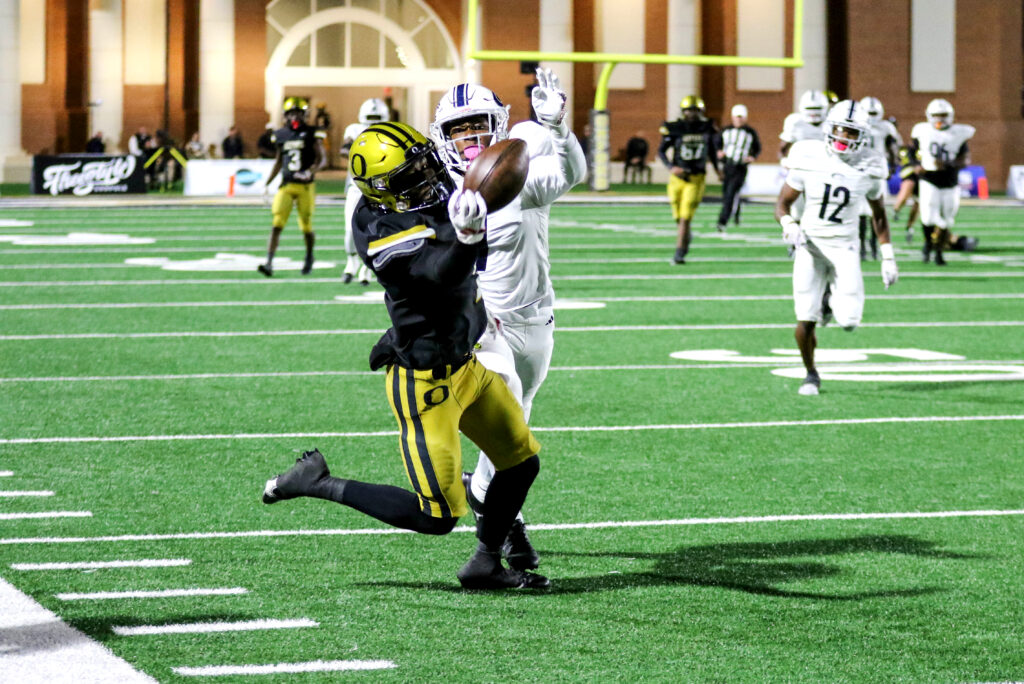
[0,0,1020,189]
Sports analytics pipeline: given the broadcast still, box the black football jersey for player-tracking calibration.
[272,124,325,184]
[352,198,487,371]
[657,118,718,174]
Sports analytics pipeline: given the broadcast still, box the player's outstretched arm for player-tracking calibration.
[870,196,898,289]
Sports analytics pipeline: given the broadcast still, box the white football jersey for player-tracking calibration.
[910,122,975,171]
[779,113,825,144]
[342,123,369,189]
[867,119,902,157]
[461,121,586,321]
[783,140,887,240]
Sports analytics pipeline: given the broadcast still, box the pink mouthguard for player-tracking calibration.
[463,145,483,161]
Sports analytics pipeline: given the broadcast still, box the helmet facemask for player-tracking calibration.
[357,143,454,213]
[826,123,866,157]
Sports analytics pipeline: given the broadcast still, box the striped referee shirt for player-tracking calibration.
[717,125,761,166]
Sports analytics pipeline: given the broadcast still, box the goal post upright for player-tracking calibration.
[465,0,804,190]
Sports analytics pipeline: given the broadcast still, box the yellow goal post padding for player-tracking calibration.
[466,0,804,189]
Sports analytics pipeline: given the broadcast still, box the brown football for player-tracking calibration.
[462,138,530,212]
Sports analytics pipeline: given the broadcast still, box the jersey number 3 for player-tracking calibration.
[818,183,850,223]
[287,149,303,172]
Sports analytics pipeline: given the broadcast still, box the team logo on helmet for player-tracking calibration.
[350,122,454,213]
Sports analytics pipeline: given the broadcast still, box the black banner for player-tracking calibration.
[31,155,147,195]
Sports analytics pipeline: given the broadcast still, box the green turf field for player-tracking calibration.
[1,198,1022,682]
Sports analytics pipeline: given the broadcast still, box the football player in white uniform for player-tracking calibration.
[340,98,391,283]
[779,90,829,159]
[775,100,899,395]
[431,69,586,570]
[910,98,975,265]
[855,96,904,260]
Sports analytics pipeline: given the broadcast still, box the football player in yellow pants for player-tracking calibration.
[658,95,719,264]
[258,96,326,277]
[261,122,548,590]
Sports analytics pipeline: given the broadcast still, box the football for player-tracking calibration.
[462,138,530,212]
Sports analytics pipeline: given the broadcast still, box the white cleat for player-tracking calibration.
[798,371,821,396]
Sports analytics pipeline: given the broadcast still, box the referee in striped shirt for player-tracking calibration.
[715,104,761,231]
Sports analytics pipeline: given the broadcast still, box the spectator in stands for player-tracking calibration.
[86,131,105,154]
[257,124,276,159]
[185,132,206,159]
[128,126,151,158]
[623,131,650,183]
[222,126,245,159]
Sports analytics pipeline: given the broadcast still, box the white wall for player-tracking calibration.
[911,0,955,92]
[736,0,784,91]
[200,0,236,149]
[594,0,645,90]
[539,0,574,126]
[90,0,124,151]
[123,0,167,85]
[792,0,826,109]
[666,0,699,120]
[1,0,22,156]
[18,0,43,85]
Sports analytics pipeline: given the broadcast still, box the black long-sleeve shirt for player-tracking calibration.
[353,199,486,371]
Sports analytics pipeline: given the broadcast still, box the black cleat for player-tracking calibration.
[457,550,549,590]
[301,258,314,275]
[257,263,273,277]
[503,519,540,570]
[934,252,946,266]
[262,449,329,504]
[342,272,354,284]
[672,247,686,265]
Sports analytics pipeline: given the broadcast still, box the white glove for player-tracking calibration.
[780,215,805,248]
[448,190,487,244]
[880,243,899,289]
[292,169,312,182]
[262,183,271,206]
[531,67,568,135]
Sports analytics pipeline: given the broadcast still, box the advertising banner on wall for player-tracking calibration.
[31,155,147,195]
[184,159,281,196]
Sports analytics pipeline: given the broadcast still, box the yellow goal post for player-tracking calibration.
[466,0,804,190]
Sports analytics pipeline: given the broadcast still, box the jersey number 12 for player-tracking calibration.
[818,183,850,223]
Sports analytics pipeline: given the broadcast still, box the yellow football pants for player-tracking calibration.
[667,173,706,221]
[385,356,540,519]
[272,182,316,233]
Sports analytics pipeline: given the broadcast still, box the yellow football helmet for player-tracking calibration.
[350,122,454,213]
[680,95,706,113]
[283,96,309,114]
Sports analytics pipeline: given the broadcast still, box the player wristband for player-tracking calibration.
[880,243,895,260]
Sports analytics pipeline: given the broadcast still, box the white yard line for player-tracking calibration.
[0,578,158,683]
[0,370,377,383]
[112,618,317,637]
[56,587,247,601]
[3,360,1022,384]
[0,511,92,520]
[5,292,1021,311]
[0,245,348,255]
[11,558,192,571]
[0,471,13,476]
[172,660,396,677]
[0,490,54,497]
[4,271,1022,288]
[3,508,1023,547]
[4,320,1022,341]
[1,414,1021,446]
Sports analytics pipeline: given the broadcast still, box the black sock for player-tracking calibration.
[477,456,539,552]
[328,479,455,535]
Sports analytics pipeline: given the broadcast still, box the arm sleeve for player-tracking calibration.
[520,130,588,209]
[784,168,805,192]
[750,129,762,158]
[866,178,884,200]
[657,127,674,168]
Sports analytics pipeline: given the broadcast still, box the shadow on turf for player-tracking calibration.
[363,535,978,597]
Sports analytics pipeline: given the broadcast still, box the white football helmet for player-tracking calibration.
[358,98,390,125]
[926,98,954,129]
[859,96,884,123]
[429,84,510,173]
[798,90,830,124]
[824,100,871,159]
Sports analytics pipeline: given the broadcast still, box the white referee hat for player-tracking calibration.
[731,104,748,118]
